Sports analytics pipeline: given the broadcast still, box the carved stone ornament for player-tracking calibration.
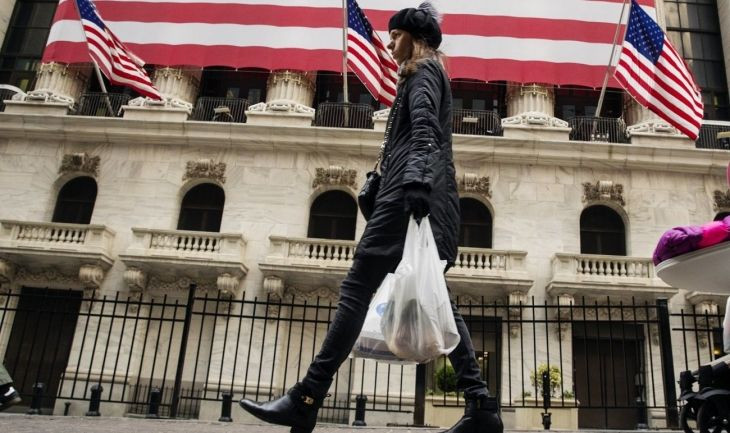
[312,166,357,189]
[79,264,106,289]
[583,181,625,206]
[626,119,680,136]
[15,267,78,286]
[264,276,285,298]
[459,173,491,197]
[373,108,390,121]
[183,159,226,184]
[713,190,730,211]
[0,258,16,283]
[501,112,569,128]
[60,153,100,177]
[508,291,528,338]
[123,267,148,291]
[216,273,240,297]
[556,294,575,340]
[147,275,215,293]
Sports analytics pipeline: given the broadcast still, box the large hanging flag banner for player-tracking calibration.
[614,0,703,139]
[44,0,657,88]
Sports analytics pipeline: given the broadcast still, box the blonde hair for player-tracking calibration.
[398,38,446,82]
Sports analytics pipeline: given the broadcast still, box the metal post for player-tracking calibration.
[541,370,552,430]
[170,283,196,418]
[146,387,161,419]
[656,298,679,428]
[85,384,103,416]
[26,382,44,415]
[219,393,233,422]
[352,394,367,426]
[64,402,71,416]
[413,364,426,426]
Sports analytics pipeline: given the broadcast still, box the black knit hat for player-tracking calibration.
[388,2,442,49]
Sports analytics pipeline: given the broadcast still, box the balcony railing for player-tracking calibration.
[126,228,245,260]
[0,220,115,251]
[0,88,20,112]
[73,92,130,117]
[452,247,525,274]
[548,253,675,299]
[267,236,357,267]
[313,102,374,129]
[696,122,730,150]
[452,109,502,136]
[190,97,249,123]
[568,116,629,143]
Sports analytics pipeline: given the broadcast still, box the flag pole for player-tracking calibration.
[71,0,115,115]
[342,0,350,126]
[595,0,630,117]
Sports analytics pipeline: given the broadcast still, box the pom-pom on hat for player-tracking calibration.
[388,2,443,49]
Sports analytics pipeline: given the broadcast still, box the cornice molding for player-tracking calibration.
[0,113,728,176]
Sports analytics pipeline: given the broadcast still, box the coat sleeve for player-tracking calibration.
[401,61,443,190]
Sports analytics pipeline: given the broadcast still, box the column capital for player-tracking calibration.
[247,70,316,126]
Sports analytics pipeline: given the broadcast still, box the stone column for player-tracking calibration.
[4,62,91,115]
[0,0,14,45]
[246,70,317,127]
[502,83,570,140]
[623,94,693,145]
[123,67,200,121]
[717,0,730,95]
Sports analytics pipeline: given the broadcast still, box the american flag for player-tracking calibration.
[614,0,703,139]
[46,0,657,89]
[74,0,161,100]
[346,0,397,106]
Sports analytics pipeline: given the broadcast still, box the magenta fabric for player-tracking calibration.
[653,216,730,265]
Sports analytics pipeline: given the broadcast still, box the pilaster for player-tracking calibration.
[246,70,316,127]
[502,83,570,140]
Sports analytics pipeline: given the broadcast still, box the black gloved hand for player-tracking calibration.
[403,183,431,219]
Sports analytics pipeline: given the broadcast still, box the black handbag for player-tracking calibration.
[358,167,381,221]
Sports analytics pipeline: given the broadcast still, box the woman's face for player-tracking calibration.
[387,29,413,65]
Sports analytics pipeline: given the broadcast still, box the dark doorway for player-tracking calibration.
[580,205,626,256]
[52,177,97,224]
[308,191,357,240]
[3,287,82,410]
[572,322,645,429]
[177,183,225,232]
[458,198,493,248]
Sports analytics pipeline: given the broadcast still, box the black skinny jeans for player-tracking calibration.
[301,255,489,401]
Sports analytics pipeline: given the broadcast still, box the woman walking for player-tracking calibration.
[240,4,503,433]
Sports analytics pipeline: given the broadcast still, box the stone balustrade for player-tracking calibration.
[547,253,675,299]
[127,228,245,261]
[267,236,356,267]
[0,220,115,256]
[452,247,527,275]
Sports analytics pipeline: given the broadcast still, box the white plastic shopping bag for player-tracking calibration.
[380,216,460,363]
[352,274,415,364]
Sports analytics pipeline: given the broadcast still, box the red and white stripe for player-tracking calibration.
[46,0,657,88]
[347,27,397,106]
[615,36,703,140]
[81,17,161,99]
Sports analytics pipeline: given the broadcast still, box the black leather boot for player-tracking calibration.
[442,396,503,433]
[239,383,323,433]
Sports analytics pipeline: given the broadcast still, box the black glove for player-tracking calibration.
[403,183,430,219]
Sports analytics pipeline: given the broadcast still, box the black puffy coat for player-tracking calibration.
[356,59,460,266]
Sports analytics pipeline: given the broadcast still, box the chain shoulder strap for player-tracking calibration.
[373,93,403,171]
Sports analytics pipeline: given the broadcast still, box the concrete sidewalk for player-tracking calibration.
[0,414,675,433]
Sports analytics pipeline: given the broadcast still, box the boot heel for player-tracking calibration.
[290,426,313,433]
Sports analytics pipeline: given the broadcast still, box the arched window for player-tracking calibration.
[715,211,730,221]
[177,184,225,232]
[52,177,97,224]
[459,198,492,248]
[308,191,357,240]
[580,205,626,255]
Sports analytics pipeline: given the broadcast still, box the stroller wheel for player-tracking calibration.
[682,403,700,433]
[698,402,730,433]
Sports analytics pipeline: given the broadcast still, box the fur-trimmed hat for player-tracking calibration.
[388,2,442,49]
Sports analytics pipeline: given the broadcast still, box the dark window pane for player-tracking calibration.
[31,3,56,27]
[665,3,681,28]
[308,190,357,240]
[52,177,98,224]
[580,205,626,256]
[715,212,730,221]
[458,198,492,248]
[177,184,225,232]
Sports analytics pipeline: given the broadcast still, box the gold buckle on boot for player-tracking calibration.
[301,395,315,405]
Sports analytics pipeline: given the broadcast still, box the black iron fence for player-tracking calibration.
[191,97,249,123]
[313,102,374,129]
[696,123,730,150]
[0,88,21,112]
[0,287,722,429]
[569,116,630,143]
[452,109,502,136]
[73,93,131,118]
